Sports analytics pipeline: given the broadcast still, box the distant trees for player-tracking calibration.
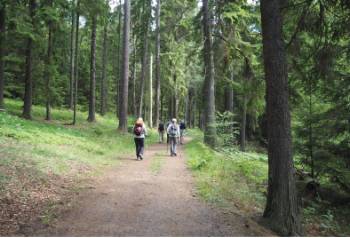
[260,0,302,235]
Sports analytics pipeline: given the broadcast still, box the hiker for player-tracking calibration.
[179,120,186,144]
[133,118,147,160]
[158,121,165,143]
[167,118,180,156]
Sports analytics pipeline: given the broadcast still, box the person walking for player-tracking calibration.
[179,120,186,145]
[133,118,147,160]
[167,118,180,157]
[158,121,165,143]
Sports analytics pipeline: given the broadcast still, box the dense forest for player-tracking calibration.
[0,0,349,236]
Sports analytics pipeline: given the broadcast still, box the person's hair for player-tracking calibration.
[172,118,177,124]
[136,117,144,125]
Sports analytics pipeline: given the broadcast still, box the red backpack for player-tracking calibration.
[134,123,143,136]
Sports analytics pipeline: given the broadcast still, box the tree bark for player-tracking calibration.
[45,0,53,121]
[240,97,247,151]
[118,0,130,131]
[240,58,251,152]
[72,0,80,125]
[149,54,153,127]
[154,0,161,127]
[88,15,97,122]
[22,0,36,120]
[116,0,122,117]
[225,72,234,113]
[261,0,302,235]
[138,26,149,118]
[131,31,137,116]
[100,23,108,116]
[173,73,179,119]
[202,0,217,147]
[0,3,5,110]
[69,0,76,109]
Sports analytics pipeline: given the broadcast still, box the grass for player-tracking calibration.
[185,134,268,213]
[0,99,141,181]
[0,99,158,235]
[0,99,159,176]
[185,131,350,236]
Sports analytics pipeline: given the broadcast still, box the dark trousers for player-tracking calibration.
[134,138,144,158]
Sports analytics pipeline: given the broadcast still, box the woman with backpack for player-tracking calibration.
[133,118,147,160]
[167,118,180,157]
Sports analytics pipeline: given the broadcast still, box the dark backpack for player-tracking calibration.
[180,122,186,130]
[158,123,164,131]
[134,124,143,136]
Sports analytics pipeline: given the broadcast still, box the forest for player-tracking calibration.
[0,0,349,236]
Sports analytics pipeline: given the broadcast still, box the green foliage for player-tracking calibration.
[185,136,268,211]
[0,99,142,179]
[215,111,240,147]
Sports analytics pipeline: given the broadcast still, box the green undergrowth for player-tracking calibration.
[185,133,268,213]
[0,99,157,190]
[185,130,350,236]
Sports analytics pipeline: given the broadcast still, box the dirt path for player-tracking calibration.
[35,139,272,236]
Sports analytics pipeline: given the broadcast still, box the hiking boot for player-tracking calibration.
[140,155,143,160]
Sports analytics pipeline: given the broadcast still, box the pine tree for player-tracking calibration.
[202,0,217,147]
[261,0,302,235]
[118,0,130,131]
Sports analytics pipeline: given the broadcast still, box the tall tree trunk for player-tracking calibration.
[225,71,234,113]
[186,88,194,127]
[0,3,5,110]
[240,58,251,152]
[88,15,97,122]
[138,30,148,118]
[131,31,137,116]
[116,0,122,117]
[308,76,314,178]
[137,2,150,118]
[202,0,217,147]
[73,0,80,125]
[154,0,161,127]
[100,23,108,116]
[149,54,153,127]
[118,0,130,131]
[173,72,178,119]
[69,0,76,109]
[240,97,247,151]
[191,100,196,128]
[22,0,36,120]
[45,0,53,121]
[160,92,164,122]
[261,0,302,235]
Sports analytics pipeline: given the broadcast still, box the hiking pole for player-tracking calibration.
[166,134,169,155]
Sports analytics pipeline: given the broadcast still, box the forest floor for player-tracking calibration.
[29,139,274,237]
[1,100,347,236]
